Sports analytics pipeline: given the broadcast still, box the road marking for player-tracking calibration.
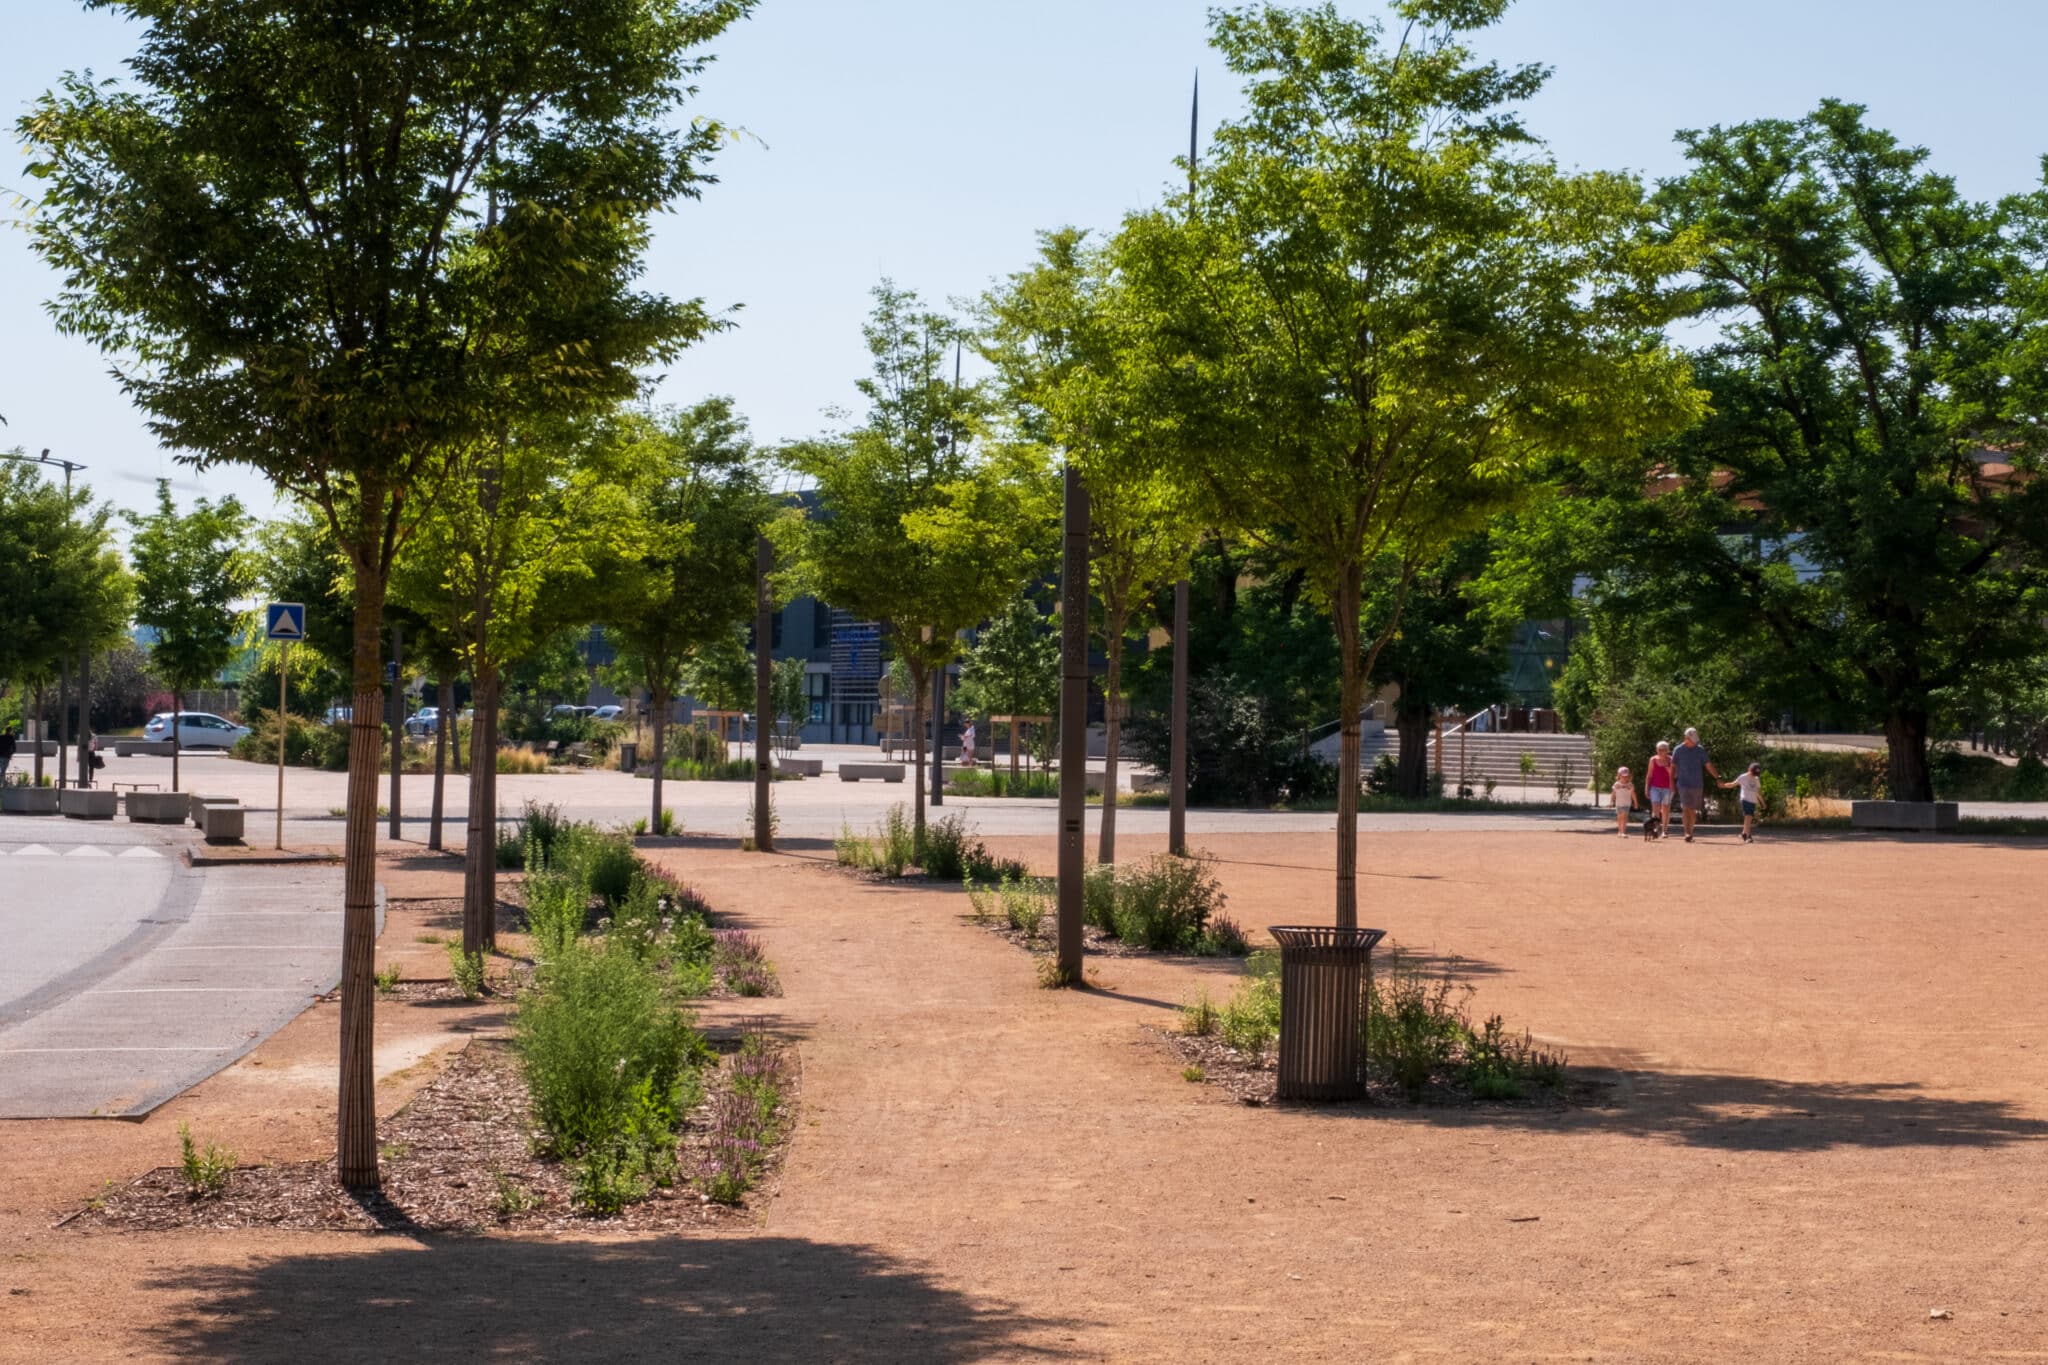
[84,987,318,995]
[11,845,56,857]
[0,1055,225,1064]
[117,846,164,859]
[65,846,114,857]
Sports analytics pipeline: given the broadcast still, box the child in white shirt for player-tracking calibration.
[1611,766,1639,838]
[1721,762,1763,843]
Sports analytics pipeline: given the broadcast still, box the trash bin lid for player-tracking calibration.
[1268,926,1387,952]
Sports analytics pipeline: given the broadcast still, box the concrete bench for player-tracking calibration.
[1851,800,1959,832]
[189,793,237,825]
[199,802,246,843]
[60,789,119,820]
[1,786,61,815]
[125,790,190,823]
[839,762,906,783]
[113,739,177,757]
[775,756,823,777]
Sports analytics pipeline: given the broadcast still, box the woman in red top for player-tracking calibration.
[1644,740,1675,839]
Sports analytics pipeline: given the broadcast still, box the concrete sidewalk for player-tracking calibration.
[0,855,352,1119]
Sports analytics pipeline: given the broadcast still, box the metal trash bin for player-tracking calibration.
[1270,925,1387,1100]
[617,741,639,772]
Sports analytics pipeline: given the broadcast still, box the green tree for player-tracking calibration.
[1369,539,1512,798]
[1113,2,1698,925]
[777,284,1054,839]
[684,627,754,714]
[22,0,755,1190]
[0,458,132,780]
[1632,102,2048,801]
[955,592,1061,773]
[601,400,766,828]
[127,481,251,792]
[984,229,1195,860]
[392,418,637,953]
[771,655,809,734]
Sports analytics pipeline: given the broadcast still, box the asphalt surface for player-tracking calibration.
[0,814,348,1119]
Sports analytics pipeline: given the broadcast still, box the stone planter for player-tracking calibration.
[1851,800,1960,832]
[199,803,246,844]
[60,788,119,820]
[2,786,61,816]
[124,790,190,823]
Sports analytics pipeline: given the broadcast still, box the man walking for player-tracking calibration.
[1672,726,1719,842]
[0,725,16,781]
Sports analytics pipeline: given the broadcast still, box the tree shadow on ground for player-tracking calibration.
[145,1235,1086,1363]
[1308,1069,2048,1153]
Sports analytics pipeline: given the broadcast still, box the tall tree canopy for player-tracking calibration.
[1626,101,2048,800]
[127,480,252,792]
[777,283,1054,839]
[602,399,768,829]
[21,0,755,1190]
[1114,0,1699,925]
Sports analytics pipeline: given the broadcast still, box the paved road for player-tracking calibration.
[0,815,348,1118]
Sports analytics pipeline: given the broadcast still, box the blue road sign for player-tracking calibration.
[265,602,306,641]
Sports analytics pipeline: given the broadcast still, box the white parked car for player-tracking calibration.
[591,704,623,721]
[404,707,441,737]
[144,712,252,749]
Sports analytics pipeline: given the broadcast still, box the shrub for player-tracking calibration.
[497,747,551,775]
[521,862,590,962]
[444,943,485,999]
[373,964,402,995]
[698,1028,788,1205]
[1180,990,1220,1036]
[946,768,1059,798]
[1196,914,1250,957]
[496,801,568,869]
[713,929,779,997]
[1367,952,1472,1099]
[1081,862,1119,933]
[554,825,638,908]
[2010,754,2048,802]
[1219,955,1281,1059]
[1083,854,1227,952]
[178,1123,235,1197]
[516,940,704,1161]
[916,812,973,881]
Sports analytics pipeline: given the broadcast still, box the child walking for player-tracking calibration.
[1722,762,1764,843]
[1611,766,1639,837]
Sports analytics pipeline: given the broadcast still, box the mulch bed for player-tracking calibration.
[70,1037,798,1235]
[1151,1025,1610,1111]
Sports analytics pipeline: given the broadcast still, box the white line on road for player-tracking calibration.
[84,987,318,994]
[0,1047,225,1054]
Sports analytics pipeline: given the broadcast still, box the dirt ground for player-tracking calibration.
[2,826,2045,1362]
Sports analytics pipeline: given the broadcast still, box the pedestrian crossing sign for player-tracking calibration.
[266,602,306,641]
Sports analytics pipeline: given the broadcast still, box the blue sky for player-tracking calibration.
[4,0,2045,519]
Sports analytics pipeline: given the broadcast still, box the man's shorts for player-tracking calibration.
[1741,799,1757,817]
[1678,784,1705,813]
[1649,788,1673,809]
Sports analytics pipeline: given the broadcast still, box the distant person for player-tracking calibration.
[1645,740,1675,838]
[1610,765,1639,838]
[0,725,16,780]
[1722,761,1764,843]
[1672,726,1720,842]
[959,721,976,767]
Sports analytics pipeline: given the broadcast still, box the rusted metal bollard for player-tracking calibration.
[1270,926,1387,1100]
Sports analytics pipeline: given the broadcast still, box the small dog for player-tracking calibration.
[1641,809,1661,840]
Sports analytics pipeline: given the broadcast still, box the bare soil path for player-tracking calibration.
[3,828,2045,1361]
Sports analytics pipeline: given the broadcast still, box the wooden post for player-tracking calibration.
[1169,576,1189,855]
[931,651,946,807]
[1056,465,1089,985]
[387,623,404,841]
[753,535,775,852]
[1433,711,1443,788]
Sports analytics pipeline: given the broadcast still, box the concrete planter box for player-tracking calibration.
[199,803,246,844]
[775,756,823,777]
[189,794,234,825]
[1851,800,1960,832]
[113,739,177,758]
[839,762,906,783]
[125,790,190,823]
[60,789,119,820]
[2,787,61,815]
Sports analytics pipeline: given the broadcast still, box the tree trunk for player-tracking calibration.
[77,650,93,787]
[1884,706,1934,803]
[387,625,404,841]
[171,689,181,794]
[1332,560,1363,930]
[909,661,927,844]
[339,558,388,1191]
[429,675,451,851]
[1097,617,1125,865]
[1169,577,1189,857]
[32,684,45,786]
[463,664,501,957]
[1395,703,1431,799]
[754,535,775,851]
[650,684,669,832]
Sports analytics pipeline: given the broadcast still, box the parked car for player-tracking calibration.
[323,706,352,727]
[404,707,441,738]
[591,704,624,722]
[548,704,598,721]
[144,712,252,749]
